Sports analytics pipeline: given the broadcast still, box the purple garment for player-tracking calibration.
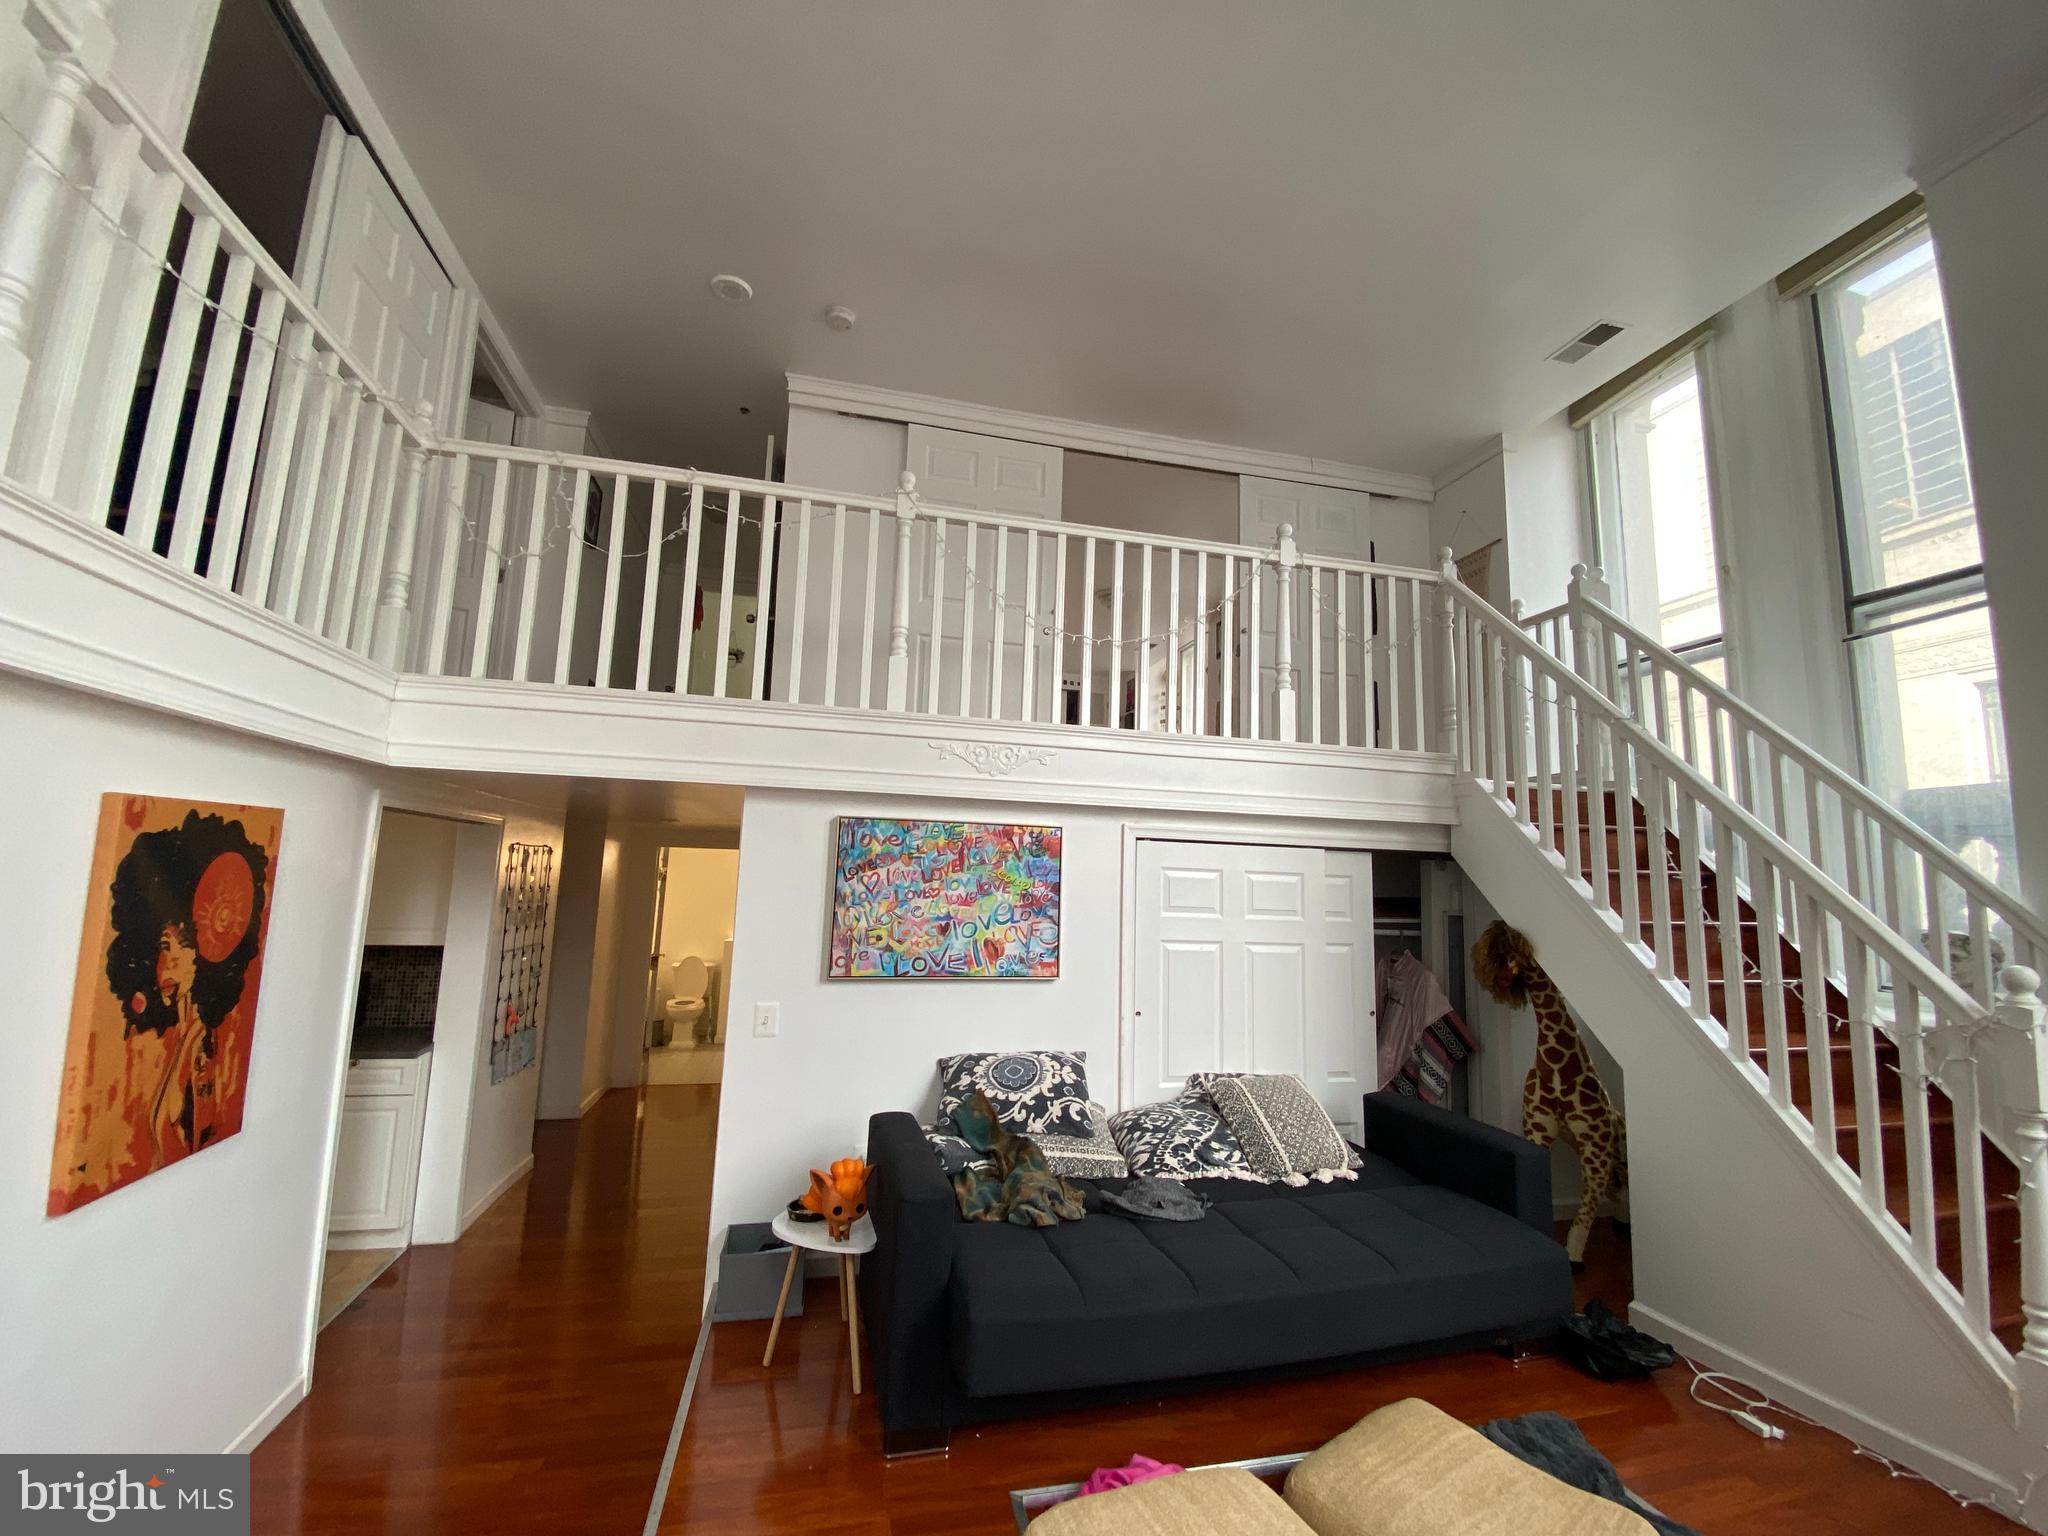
[1376,950,1455,1089]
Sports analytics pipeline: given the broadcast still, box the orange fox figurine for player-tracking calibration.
[801,1158,873,1241]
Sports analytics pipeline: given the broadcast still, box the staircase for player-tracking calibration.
[1532,784,2024,1351]
[1436,559,2048,1525]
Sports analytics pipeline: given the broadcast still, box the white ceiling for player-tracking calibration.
[316,1,2048,481]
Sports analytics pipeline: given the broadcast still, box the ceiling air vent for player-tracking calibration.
[1548,320,1626,364]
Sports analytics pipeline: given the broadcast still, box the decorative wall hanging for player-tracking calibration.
[491,841,554,1083]
[828,818,1061,979]
[48,794,283,1215]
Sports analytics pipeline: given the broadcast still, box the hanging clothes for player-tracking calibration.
[1375,950,1477,1105]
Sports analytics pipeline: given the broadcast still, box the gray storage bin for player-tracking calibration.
[714,1221,803,1321]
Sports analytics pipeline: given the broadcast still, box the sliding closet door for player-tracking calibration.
[1130,841,1376,1140]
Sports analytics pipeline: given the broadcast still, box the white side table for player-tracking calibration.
[761,1210,877,1393]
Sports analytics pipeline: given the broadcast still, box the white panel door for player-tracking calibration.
[906,428,1063,717]
[1131,841,1376,1140]
[313,135,456,416]
[1238,476,1380,742]
[907,425,1063,520]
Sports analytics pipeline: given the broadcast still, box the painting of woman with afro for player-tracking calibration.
[47,794,283,1215]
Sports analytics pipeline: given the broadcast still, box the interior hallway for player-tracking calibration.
[250,1085,719,1533]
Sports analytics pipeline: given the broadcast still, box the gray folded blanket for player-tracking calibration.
[1478,1411,1700,1536]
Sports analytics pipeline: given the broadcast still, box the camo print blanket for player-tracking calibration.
[948,1090,1085,1227]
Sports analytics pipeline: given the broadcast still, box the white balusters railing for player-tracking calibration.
[0,0,1452,755]
[1518,567,2045,990]
[1456,570,2037,1369]
[0,0,436,667]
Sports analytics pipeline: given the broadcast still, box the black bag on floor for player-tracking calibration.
[1557,1300,1675,1382]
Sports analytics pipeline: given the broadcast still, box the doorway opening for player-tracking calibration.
[644,845,740,1087]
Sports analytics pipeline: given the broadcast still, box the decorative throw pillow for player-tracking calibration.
[1109,1094,1255,1181]
[922,1124,990,1177]
[1034,1103,1130,1181]
[1205,1073,1357,1185]
[936,1050,1092,1139]
[1187,1072,1363,1169]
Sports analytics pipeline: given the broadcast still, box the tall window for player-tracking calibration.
[1585,355,1727,680]
[1815,224,2016,897]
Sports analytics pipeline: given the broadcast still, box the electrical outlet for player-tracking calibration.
[752,1002,779,1039]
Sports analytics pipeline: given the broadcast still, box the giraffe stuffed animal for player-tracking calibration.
[1472,920,1628,1271]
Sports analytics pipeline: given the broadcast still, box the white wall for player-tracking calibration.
[456,804,563,1222]
[1500,413,1585,613]
[0,673,378,1455]
[659,846,739,969]
[362,808,456,943]
[1923,109,2048,908]
[1432,448,1507,605]
[536,815,613,1119]
[110,0,220,144]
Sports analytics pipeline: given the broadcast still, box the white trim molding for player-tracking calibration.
[928,741,1058,778]
[786,374,1435,501]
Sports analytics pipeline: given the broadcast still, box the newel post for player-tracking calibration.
[0,0,113,460]
[884,471,918,712]
[1999,964,2048,1432]
[370,429,431,669]
[1273,521,1298,741]
[1436,546,1458,757]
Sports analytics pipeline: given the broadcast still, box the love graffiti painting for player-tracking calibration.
[827,819,1061,979]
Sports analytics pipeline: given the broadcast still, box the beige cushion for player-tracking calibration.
[1027,1466,1311,1535]
[1282,1399,1654,1536]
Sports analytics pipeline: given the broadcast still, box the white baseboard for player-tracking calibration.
[460,1153,535,1234]
[226,1374,306,1454]
[1628,1301,2021,1519]
[580,1084,606,1115]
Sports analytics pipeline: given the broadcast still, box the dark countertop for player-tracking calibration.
[350,1030,435,1061]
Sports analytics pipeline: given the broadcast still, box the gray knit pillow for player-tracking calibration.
[1206,1073,1355,1184]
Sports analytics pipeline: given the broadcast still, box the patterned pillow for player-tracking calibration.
[1036,1104,1130,1180]
[1188,1072,1363,1169]
[937,1050,1092,1138]
[1206,1073,1356,1184]
[922,1125,990,1177]
[1109,1094,1254,1181]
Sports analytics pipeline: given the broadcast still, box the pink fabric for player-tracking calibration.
[1077,1455,1185,1497]
[1375,950,1455,1088]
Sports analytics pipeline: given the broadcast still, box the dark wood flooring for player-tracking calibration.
[249,1086,2010,1534]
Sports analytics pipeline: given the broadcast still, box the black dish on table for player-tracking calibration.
[786,1199,823,1223]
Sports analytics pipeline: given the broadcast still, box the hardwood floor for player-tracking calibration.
[250,1085,719,1534]
[660,1219,2010,1535]
[250,1084,2008,1534]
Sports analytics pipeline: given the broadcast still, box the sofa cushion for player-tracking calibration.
[938,1049,1093,1138]
[1282,1398,1653,1535]
[946,1163,1572,1398]
[1027,1467,1310,1535]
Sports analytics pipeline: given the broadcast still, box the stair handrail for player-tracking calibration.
[1446,564,2038,1365]
[1553,572,2044,982]
[1452,573,1995,1035]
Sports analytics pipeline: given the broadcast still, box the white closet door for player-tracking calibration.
[1131,841,1376,1140]
[312,135,457,416]
[906,425,1063,520]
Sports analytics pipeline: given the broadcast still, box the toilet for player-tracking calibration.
[663,955,712,1045]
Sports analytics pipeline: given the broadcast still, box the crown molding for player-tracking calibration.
[785,374,1434,501]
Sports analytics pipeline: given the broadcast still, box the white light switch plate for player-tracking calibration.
[752,1002,779,1039]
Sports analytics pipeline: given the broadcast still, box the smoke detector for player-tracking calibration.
[709,273,754,304]
[1548,320,1626,364]
[824,304,857,332]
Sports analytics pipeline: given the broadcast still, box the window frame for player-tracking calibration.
[1809,218,1994,791]
[1577,348,1731,669]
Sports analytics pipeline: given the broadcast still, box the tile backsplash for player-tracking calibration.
[356,945,443,1033]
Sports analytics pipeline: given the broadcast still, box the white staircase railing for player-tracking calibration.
[1519,567,2043,990]
[1442,553,2047,1378]
[0,0,1445,755]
